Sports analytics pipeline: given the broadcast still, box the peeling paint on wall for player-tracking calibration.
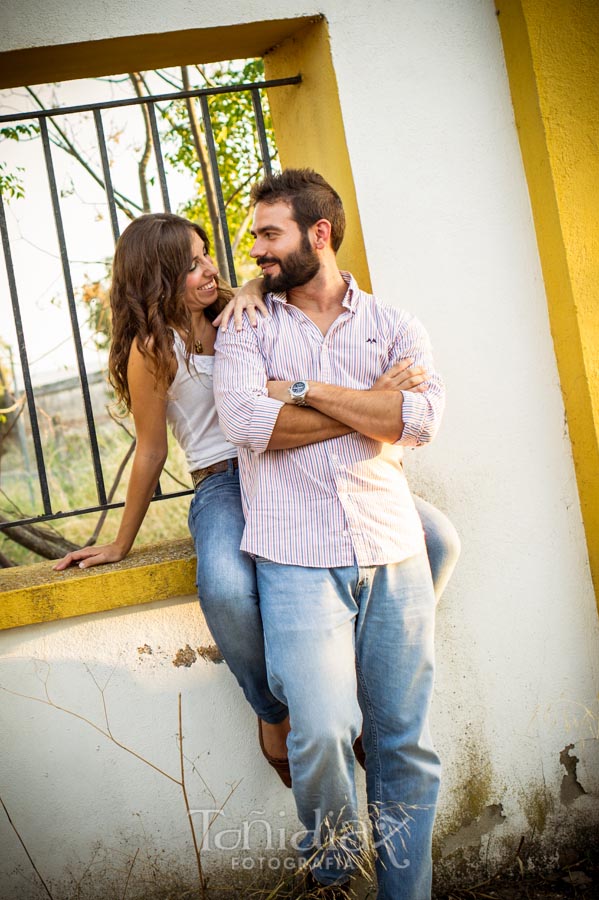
[441,803,506,858]
[433,726,502,868]
[172,645,197,668]
[134,641,222,667]
[197,645,224,664]
[560,744,587,805]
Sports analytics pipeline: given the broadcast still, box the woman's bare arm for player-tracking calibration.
[54,343,169,570]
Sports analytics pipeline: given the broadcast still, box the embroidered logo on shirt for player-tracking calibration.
[366,337,377,344]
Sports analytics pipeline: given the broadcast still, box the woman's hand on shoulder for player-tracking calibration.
[53,542,128,572]
[213,277,268,332]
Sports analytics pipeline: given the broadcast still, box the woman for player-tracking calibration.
[55,213,290,772]
[55,212,459,783]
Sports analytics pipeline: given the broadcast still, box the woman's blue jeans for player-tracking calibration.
[188,461,287,723]
[415,494,461,601]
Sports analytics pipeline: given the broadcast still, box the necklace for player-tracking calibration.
[183,327,203,354]
[184,317,211,354]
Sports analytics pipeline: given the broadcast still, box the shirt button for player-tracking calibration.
[343,530,349,537]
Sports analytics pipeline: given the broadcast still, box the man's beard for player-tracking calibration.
[258,233,320,293]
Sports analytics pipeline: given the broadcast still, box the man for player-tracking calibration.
[214,169,444,899]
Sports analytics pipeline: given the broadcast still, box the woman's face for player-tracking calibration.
[183,230,219,314]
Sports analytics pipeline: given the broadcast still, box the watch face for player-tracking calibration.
[290,381,308,398]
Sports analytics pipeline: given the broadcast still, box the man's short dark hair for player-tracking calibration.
[250,169,346,252]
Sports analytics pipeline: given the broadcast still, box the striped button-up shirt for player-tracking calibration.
[213,273,445,567]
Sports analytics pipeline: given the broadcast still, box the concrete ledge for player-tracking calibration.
[0,538,196,630]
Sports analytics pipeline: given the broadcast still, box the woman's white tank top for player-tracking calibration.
[165,330,237,472]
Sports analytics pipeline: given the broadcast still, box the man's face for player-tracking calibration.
[250,201,320,292]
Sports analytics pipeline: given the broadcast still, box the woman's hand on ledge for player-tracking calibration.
[53,542,128,571]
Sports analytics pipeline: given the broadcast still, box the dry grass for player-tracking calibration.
[0,419,191,566]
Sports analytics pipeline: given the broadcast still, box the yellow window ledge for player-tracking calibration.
[0,539,196,631]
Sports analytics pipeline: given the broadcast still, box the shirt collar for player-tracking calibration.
[340,271,358,312]
[268,271,359,311]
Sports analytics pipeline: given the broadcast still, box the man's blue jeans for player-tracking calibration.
[256,553,440,900]
[187,465,451,718]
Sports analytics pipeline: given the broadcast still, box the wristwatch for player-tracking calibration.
[288,380,310,406]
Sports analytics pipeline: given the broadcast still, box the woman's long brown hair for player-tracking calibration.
[108,213,233,411]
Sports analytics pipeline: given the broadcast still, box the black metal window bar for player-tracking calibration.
[0,73,301,533]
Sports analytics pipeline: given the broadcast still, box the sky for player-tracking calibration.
[0,71,212,389]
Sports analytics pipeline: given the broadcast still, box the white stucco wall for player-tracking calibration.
[1,0,598,897]
[0,598,305,898]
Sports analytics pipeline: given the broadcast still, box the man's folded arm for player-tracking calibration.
[267,406,352,449]
[390,313,445,447]
[305,313,445,446]
[214,313,444,451]
[213,325,351,452]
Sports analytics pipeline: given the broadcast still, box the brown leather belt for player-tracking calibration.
[191,457,238,489]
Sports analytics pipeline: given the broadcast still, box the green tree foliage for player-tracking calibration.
[0,124,39,199]
[162,58,276,280]
[79,266,112,350]
[80,60,276,347]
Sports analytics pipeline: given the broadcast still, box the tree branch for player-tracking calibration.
[153,70,184,91]
[84,435,137,547]
[231,207,253,256]
[0,550,16,567]
[194,65,218,89]
[180,66,229,279]
[0,796,54,900]
[0,514,78,559]
[25,86,142,219]
[128,73,152,214]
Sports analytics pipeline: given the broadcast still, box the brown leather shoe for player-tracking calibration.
[302,870,354,897]
[258,717,292,788]
[353,733,365,770]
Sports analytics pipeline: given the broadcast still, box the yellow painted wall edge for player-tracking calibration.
[495,0,599,609]
[0,539,196,630]
[263,18,371,290]
[0,17,371,627]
